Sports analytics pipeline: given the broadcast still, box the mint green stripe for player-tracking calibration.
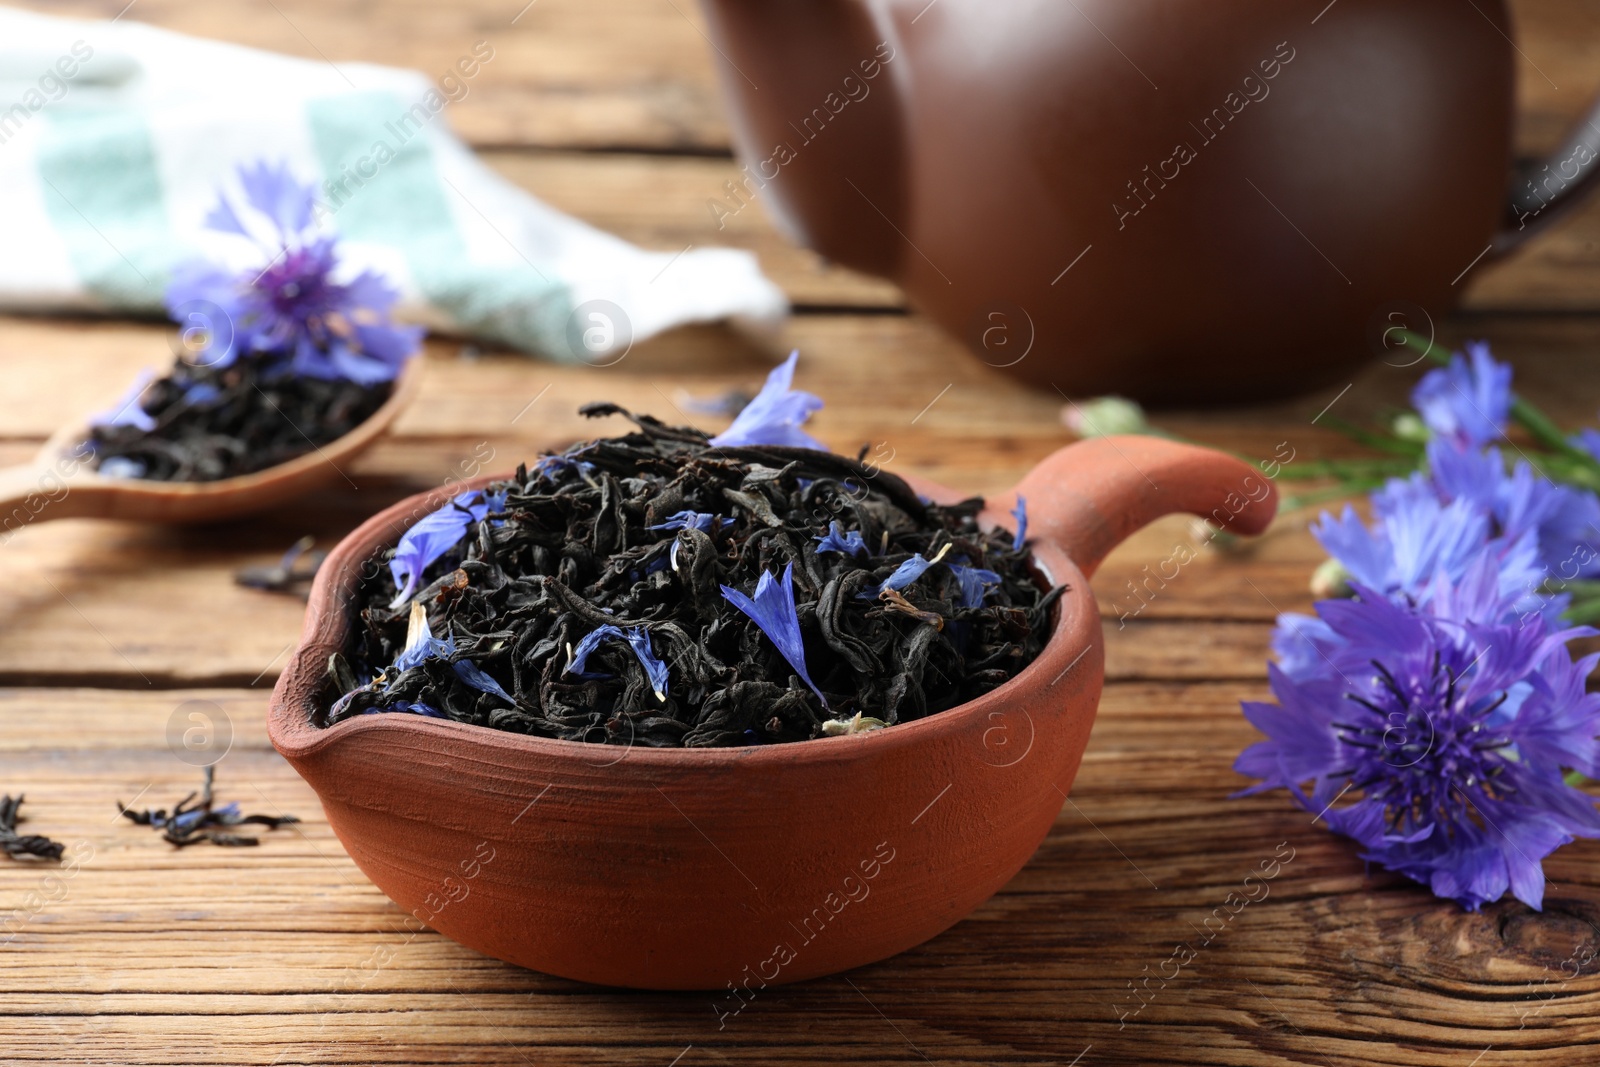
[36,106,168,308]
[306,92,572,358]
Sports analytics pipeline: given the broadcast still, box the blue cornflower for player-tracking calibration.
[1323,438,1600,602]
[1411,340,1511,448]
[394,603,513,702]
[648,511,733,533]
[721,562,827,705]
[708,350,825,450]
[1312,492,1536,604]
[1415,440,1600,582]
[858,543,952,599]
[564,624,670,701]
[167,160,423,384]
[1238,552,1600,911]
[389,488,508,607]
[950,563,1001,608]
[814,522,867,557]
[1574,427,1600,465]
[90,369,157,432]
[1011,496,1028,551]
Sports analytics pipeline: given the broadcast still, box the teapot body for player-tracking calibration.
[701,0,1515,403]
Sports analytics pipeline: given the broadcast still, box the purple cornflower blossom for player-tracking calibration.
[1311,491,1545,609]
[721,562,827,706]
[1411,440,1600,582]
[564,624,670,701]
[708,350,825,450]
[1239,551,1600,911]
[1411,340,1512,448]
[167,160,422,384]
[389,488,508,607]
[1314,437,1600,608]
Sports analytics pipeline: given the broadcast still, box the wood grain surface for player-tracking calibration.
[1,1,1600,1064]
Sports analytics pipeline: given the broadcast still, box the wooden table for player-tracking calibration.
[4,2,1600,1064]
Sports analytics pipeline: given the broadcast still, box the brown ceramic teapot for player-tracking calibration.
[696,0,1600,403]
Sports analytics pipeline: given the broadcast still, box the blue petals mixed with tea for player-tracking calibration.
[118,766,299,848]
[327,405,1058,747]
[85,161,421,481]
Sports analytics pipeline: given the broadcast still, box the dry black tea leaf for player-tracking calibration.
[235,535,326,598]
[327,403,1064,749]
[0,795,64,861]
[118,766,300,848]
[85,358,391,482]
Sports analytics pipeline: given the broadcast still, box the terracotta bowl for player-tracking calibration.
[269,436,1276,990]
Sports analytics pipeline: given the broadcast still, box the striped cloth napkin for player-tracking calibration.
[0,6,787,362]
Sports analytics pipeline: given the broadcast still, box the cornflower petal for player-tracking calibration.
[1411,340,1512,447]
[861,543,952,598]
[566,624,623,675]
[451,660,514,702]
[236,159,316,241]
[90,369,158,432]
[708,351,825,449]
[721,561,827,706]
[97,457,147,479]
[814,522,867,557]
[950,563,1001,608]
[565,624,670,700]
[648,511,732,533]
[392,603,509,703]
[389,491,492,606]
[169,161,420,384]
[394,602,452,671]
[626,628,670,701]
[364,701,447,719]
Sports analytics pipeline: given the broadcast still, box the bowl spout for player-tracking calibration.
[1003,436,1278,578]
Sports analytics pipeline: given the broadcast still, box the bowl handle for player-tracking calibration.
[1001,436,1277,578]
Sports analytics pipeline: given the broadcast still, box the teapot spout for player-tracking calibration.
[696,0,905,278]
[1002,437,1278,579]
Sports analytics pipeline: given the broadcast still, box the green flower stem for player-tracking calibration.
[1271,458,1419,481]
[1316,415,1427,459]
[1563,602,1600,626]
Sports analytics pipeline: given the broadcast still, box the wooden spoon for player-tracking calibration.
[0,359,419,529]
